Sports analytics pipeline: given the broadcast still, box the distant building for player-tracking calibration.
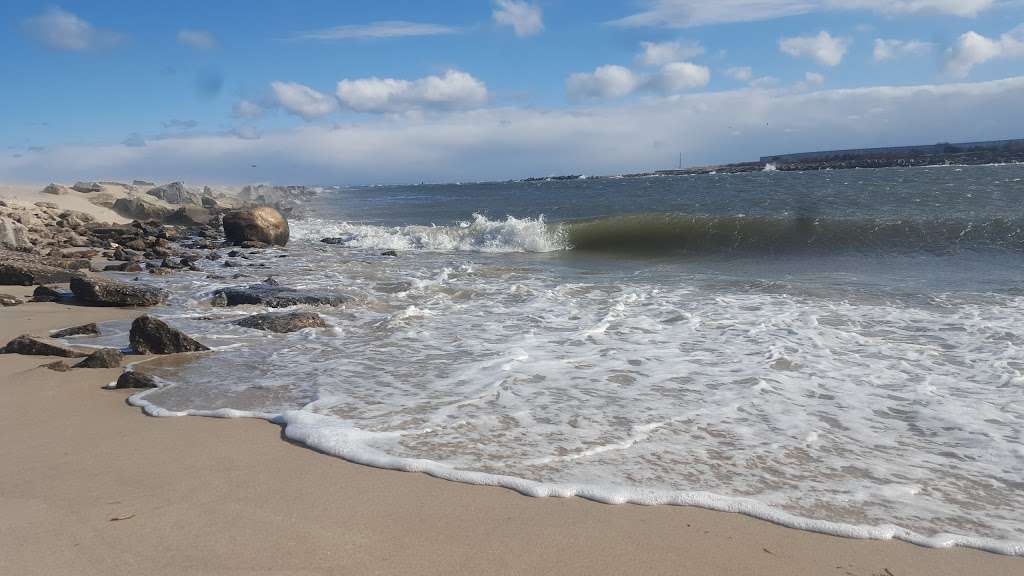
[760,138,1024,164]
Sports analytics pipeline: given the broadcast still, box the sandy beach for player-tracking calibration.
[0,283,1021,576]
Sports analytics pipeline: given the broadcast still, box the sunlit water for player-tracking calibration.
[77,166,1024,554]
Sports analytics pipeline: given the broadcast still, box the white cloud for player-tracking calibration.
[234,100,265,119]
[567,65,640,101]
[780,31,850,66]
[336,70,488,113]
[652,62,711,92]
[795,71,826,90]
[22,7,122,51]
[725,66,753,81]
[873,38,933,62]
[271,82,339,120]
[6,77,1023,185]
[610,0,992,28]
[177,29,217,50]
[636,40,705,66]
[945,27,1024,78]
[291,21,458,40]
[493,0,544,37]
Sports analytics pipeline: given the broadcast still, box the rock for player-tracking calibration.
[0,261,77,286]
[320,237,350,245]
[211,282,349,308]
[51,323,100,338]
[0,217,32,251]
[41,183,68,195]
[222,207,289,247]
[114,371,158,389]
[239,240,268,249]
[2,335,88,357]
[104,262,130,272]
[129,315,210,354]
[133,180,155,187]
[235,311,328,333]
[34,201,59,209]
[164,206,214,227]
[32,285,71,302]
[71,181,103,193]
[75,348,124,368]
[112,197,173,222]
[146,182,200,205]
[381,250,398,257]
[69,274,168,307]
[201,196,220,209]
[42,360,72,372]
[0,293,22,306]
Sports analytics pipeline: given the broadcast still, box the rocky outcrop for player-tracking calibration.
[211,281,348,308]
[70,274,168,307]
[222,207,289,246]
[75,348,124,368]
[2,334,88,357]
[112,197,173,222]
[51,323,100,338]
[114,371,158,389]
[235,310,327,333]
[0,261,77,286]
[129,315,210,354]
[146,182,200,205]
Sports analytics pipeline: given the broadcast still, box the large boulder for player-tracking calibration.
[112,197,173,222]
[0,217,32,251]
[2,335,88,358]
[0,261,77,286]
[75,348,124,368]
[235,310,328,333]
[114,371,158,389]
[211,282,348,308]
[70,274,168,307]
[146,182,200,205]
[222,207,289,246]
[129,315,210,354]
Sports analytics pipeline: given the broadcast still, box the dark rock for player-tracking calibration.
[129,315,210,354]
[0,261,77,286]
[210,282,349,308]
[222,207,289,246]
[0,293,22,306]
[227,250,241,258]
[381,250,399,257]
[32,285,71,302]
[114,371,158,389]
[51,323,100,338]
[71,181,103,193]
[320,237,349,245]
[104,262,130,272]
[75,348,124,368]
[2,335,88,357]
[239,241,268,249]
[42,360,72,372]
[235,311,328,333]
[206,252,221,261]
[69,274,168,307]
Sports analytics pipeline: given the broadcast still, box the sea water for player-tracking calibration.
[81,165,1024,554]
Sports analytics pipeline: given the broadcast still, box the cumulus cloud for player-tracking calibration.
[234,100,265,119]
[22,7,122,51]
[493,0,544,37]
[291,21,458,40]
[177,29,217,50]
[780,31,850,66]
[271,81,339,119]
[795,71,826,90]
[567,62,710,101]
[945,26,1024,78]
[6,77,1022,185]
[610,0,992,28]
[873,38,933,62]
[336,70,488,113]
[636,40,705,66]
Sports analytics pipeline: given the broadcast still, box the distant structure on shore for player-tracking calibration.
[760,138,1024,164]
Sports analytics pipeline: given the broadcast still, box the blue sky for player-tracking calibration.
[2,1,1024,184]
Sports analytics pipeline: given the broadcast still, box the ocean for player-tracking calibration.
[83,165,1024,554]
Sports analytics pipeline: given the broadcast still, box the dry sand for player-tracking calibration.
[0,285,1021,575]
[0,183,129,224]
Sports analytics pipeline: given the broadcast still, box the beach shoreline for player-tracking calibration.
[1,285,1021,576]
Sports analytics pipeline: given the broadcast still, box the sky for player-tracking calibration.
[2,0,1024,185]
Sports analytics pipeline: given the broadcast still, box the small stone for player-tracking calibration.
[0,293,22,306]
[75,348,124,368]
[51,323,100,338]
[114,371,158,389]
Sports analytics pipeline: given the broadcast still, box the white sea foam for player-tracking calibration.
[291,213,566,253]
